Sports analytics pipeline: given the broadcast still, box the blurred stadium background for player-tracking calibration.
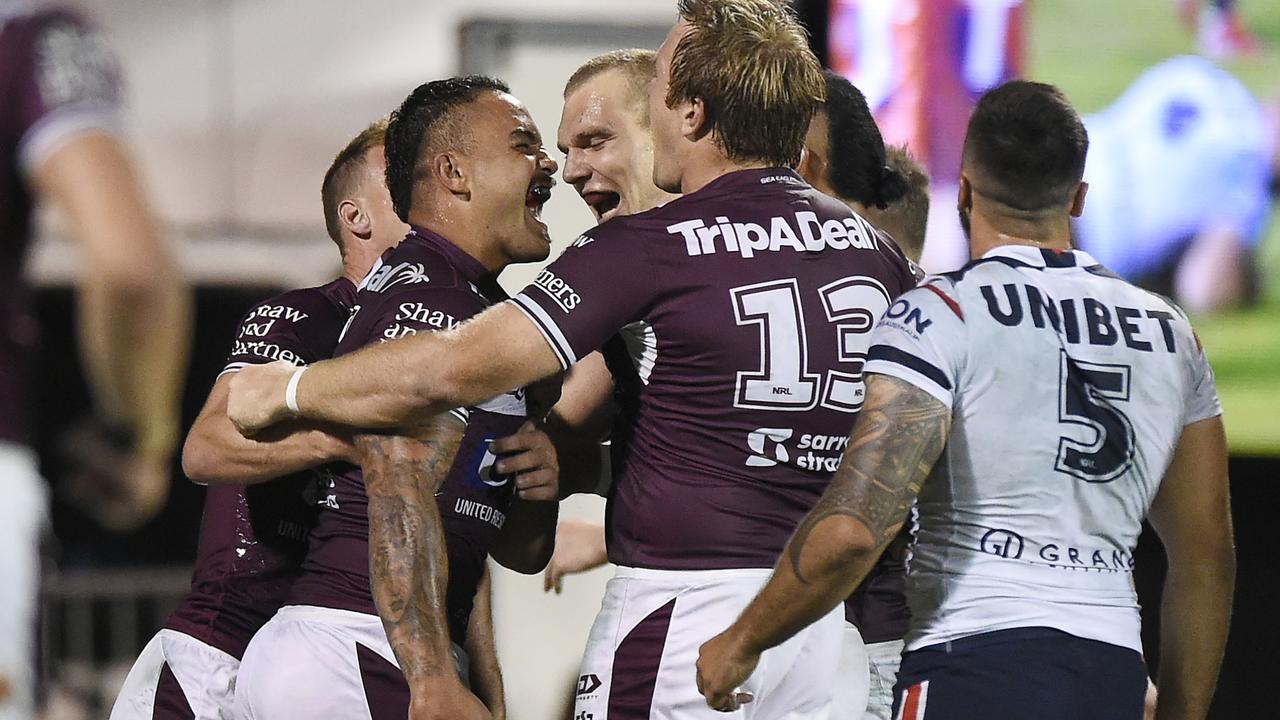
[22,1,1279,718]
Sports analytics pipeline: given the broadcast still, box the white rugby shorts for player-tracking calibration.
[831,623,904,720]
[235,605,467,720]
[574,566,843,720]
[109,629,240,720]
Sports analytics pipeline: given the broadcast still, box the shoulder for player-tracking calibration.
[249,280,353,326]
[356,237,472,298]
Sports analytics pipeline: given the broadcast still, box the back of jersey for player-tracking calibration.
[512,168,917,571]
[864,245,1220,653]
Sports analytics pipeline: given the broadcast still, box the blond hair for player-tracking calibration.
[669,0,825,167]
[565,49,657,126]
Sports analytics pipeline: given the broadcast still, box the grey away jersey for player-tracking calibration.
[863,245,1221,653]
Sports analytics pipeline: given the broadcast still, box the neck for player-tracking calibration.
[410,213,505,275]
[680,147,774,195]
[967,204,1073,260]
[340,239,385,285]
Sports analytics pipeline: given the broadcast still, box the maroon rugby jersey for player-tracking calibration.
[287,228,528,644]
[0,7,121,445]
[511,168,916,570]
[165,278,356,659]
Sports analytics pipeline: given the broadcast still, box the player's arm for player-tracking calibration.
[230,303,560,434]
[1146,415,1234,720]
[464,565,506,720]
[543,521,608,594]
[544,352,617,497]
[182,374,355,484]
[485,421,559,574]
[696,374,949,712]
[32,131,193,517]
[360,419,492,720]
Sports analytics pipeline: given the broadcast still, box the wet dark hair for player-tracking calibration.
[963,80,1089,211]
[822,70,908,209]
[385,75,510,222]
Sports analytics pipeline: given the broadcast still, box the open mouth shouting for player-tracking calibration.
[581,190,622,221]
[526,177,553,222]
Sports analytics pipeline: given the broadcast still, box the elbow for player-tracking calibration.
[181,435,215,483]
[495,543,554,576]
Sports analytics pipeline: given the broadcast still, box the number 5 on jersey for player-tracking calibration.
[731,277,892,414]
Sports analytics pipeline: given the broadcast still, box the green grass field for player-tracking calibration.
[1029,0,1280,455]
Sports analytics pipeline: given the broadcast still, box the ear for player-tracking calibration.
[797,144,815,179]
[339,199,371,239]
[680,96,710,142]
[957,174,973,211]
[1069,181,1088,218]
[434,152,470,197]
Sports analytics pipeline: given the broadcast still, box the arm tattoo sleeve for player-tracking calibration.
[360,418,465,684]
[788,374,950,583]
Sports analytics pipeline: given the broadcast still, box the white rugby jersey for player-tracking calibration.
[863,245,1221,653]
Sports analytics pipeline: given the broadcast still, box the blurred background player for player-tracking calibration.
[698,80,1234,720]
[1177,0,1265,58]
[1074,54,1278,313]
[234,76,560,720]
[826,0,1024,271]
[108,121,404,719]
[0,5,190,718]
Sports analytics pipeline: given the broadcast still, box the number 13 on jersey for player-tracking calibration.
[731,276,892,413]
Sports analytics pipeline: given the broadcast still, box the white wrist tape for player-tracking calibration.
[285,366,307,416]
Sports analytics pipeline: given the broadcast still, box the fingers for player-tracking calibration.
[542,563,565,594]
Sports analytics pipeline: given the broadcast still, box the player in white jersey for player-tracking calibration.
[697,81,1234,720]
[1075,55,1277,313]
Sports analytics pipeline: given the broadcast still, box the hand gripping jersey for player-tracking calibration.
[0,7,121,445]
[165,278,356,659]
[511,168,916,570]
[863,245,1222,653]
[287,228,528,644]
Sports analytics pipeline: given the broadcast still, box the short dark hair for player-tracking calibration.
[963,81,1089,211]
[822,70,909,210]
[385,75,511,222]
[321,120,388,250]
[670,0,826,168]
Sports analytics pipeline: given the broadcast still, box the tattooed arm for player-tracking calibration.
[695,374,950,712]
[360,418,492,720]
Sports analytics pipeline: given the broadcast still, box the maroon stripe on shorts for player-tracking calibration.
[357,642,410,720]
[607,598,677,720]
[151,662,194,720]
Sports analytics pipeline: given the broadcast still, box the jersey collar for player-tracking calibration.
[406,226,497,287]
[695,167,807,195]
[980,244,1101,269]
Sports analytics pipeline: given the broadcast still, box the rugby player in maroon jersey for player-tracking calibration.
[234,77,560,720]
[227,2,917,717]
[541,54,924,720]
[110,122,403,719]
[1,6,189,715]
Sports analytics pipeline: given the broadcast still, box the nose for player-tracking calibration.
[562,147,588,186]
[538,146,559,177]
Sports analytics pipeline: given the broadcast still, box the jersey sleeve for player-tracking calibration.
[14,12,122,174]
[1182,334,1222,426]
[219,293,334,377]
[507,223,654,370]
[862,279,967,409]
[341,283,490,424]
